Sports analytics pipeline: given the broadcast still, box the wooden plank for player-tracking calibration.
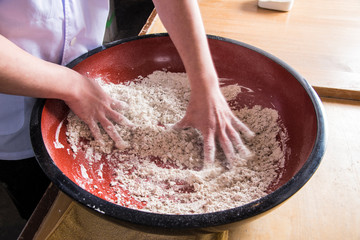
[139,9,158,36]
[144,0,360,100]
[33,190,73,240]
[18,184,59,240]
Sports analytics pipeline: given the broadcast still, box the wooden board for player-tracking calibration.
[142,0,360,100]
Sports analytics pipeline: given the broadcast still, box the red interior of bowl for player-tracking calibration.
[40,36,317,209]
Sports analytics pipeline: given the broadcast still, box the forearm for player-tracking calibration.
[152,0,219,92]
[0,34,82,102]
[153,1,254,165]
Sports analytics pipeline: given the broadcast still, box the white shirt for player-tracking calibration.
[0,0,109,160]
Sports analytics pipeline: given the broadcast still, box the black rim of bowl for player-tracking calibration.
[30,33,327,229]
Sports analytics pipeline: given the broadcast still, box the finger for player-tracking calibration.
[226,125,253,159]
[111,100,129,111]
[218,129,236,168]
[87,120,102,141]
[99,116,129,150]
[163,123,175,129]
[173,118,191,131]
[107,110,134,128]
[237,144,253,159]
[203,131,216,167]
[226,124,244,147]
[232,116,255,139]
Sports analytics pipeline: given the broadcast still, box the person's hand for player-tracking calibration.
[65,74,133,149]
[173,85,254,168]
[0,34,131,149]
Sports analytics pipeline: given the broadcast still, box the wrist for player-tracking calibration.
[188,70,220,94]
[44,64,84,103]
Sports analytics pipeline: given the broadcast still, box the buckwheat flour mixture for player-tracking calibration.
[66,70,288,214]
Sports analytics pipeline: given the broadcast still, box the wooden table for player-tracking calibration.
[140,0,360,239]
[142,0,360,101]
[20,1,360,239]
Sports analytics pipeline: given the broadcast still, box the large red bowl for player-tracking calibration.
[30,34,326,230]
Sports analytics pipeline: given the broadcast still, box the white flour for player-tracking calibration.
[66,71,288,214]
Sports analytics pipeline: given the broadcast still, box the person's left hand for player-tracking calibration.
[173,86,254,168]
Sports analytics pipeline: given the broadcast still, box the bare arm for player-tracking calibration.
[0,34,130,148]
[0,35,76,99]
[153,0,254,167]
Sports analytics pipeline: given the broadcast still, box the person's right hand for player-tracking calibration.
[0,35,131,149]
[65,73,133,149]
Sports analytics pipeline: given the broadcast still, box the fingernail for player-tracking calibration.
[240,147,254,159]
[115,141,130,150]
[127,122,136,129]
[244,130,255,139]
[164,123,175,129]
[202,161,213,170]
[120,101,130,109]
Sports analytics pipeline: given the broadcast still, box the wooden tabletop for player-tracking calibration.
[142,0,360,101]
[142,0,360,239]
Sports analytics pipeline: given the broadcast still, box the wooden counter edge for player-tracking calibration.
[314,86,360,101]
[18,184,59,240]
[139,9,158,36]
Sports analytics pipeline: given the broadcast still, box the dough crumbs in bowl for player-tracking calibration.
[65,70,288,214]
